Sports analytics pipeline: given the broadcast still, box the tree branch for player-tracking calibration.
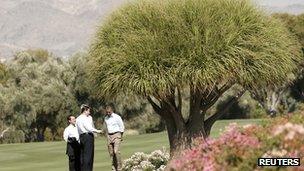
[186,85,203,125]
[147,96,162,115]
[250,88,267,109]
[163,90,186,128]
[201,82,233,111]
[0,127,10,138]
[177,86,182,114]
[204,89,246,135]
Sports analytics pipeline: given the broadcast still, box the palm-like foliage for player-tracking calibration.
[90,0,300,95]
[89,0,302,153]
[247,13,304,116]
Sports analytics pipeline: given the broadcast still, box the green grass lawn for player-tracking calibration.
[0,119,262,171]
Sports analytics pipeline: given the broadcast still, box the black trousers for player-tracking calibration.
[80,133,94,171]
[66,141,81,171]
[69,155,81,171]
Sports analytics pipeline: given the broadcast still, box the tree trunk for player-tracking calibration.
[163,115,184,155]
[163,115,203,156]
[162,108,207,156]
[37,127,46,142]
[164,115,208,156]
[160,103,188,156]
[146,86,242,155]
[187,86,206,138]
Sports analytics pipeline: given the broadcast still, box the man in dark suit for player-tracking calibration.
[63,115,81,171]
[76,104,102,171]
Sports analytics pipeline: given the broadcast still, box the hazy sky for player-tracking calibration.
[255,0,304,7]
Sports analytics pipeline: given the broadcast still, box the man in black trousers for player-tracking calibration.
[63,115,81,171]
[76,104,102,171]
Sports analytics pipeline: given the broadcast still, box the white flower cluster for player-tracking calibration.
[273,122,304,140]
[262,148,288,158]
[122,148,169,171]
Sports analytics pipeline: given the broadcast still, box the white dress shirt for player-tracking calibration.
[63,124,79,142]
[76,114,98,134]
[104,113,125,134]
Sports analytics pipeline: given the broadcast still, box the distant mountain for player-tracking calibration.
[0,0,303,60]
[0,0,127,60]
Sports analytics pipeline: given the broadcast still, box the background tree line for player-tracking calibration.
[0,12,303,144]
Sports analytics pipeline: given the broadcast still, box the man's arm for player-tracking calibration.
[63,128,68,142]
[102,118,108,135]
[83,117,102,133]
[117,115,125,134]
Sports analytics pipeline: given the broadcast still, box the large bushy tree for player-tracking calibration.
[89,0,302,153]
[249,13,304,115]
[68,53,103,107]
[275,14,304,102]
[0,49,78,141]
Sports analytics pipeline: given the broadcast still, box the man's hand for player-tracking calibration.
[96,130,102,134]
[121,132,124,141]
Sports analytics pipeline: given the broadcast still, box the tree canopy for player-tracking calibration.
[273,13,304,49]
[247,13,304,116]
[89,0,301,97]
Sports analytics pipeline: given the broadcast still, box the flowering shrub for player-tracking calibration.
[168,112,304,171]
[122,148,169,171]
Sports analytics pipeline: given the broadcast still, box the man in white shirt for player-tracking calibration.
[76,104,102,171]
[104,105,125,171]
[63,115,80,171]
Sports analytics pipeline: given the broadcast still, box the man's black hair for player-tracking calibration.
[81,104,90,113]
[67,115,74,121]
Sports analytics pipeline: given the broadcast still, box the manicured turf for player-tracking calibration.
[0,119,262,171]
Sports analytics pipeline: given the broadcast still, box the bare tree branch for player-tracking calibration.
[201,81,233,110]
[204,90,246,135]
[0,128,10,139]
[147,96,162,115]
[177,86,182,114]
[163,89,186,127]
